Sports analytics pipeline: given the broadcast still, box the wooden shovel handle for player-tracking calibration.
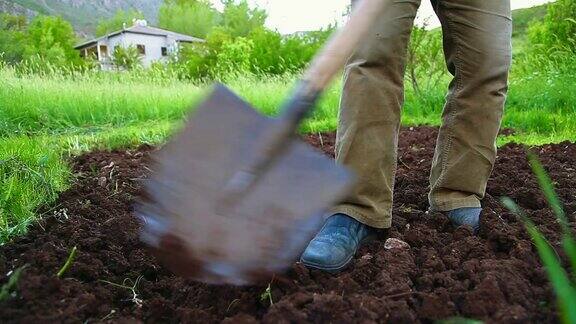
[302,0,389,95]
[220,0,389,205]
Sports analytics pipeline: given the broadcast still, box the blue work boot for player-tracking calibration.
[300,214,375,272]
[446,207,481,233]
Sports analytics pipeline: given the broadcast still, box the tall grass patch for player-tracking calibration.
[0,137,69,242]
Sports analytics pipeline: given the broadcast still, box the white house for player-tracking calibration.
[75,20,204,69]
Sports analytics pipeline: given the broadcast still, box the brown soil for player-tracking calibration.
[1,126,575,323]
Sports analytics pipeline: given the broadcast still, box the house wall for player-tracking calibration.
[104,33,177,68]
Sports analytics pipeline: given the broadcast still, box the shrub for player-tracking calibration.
[528,0,576,53]
[215,36,254,75]
[112,45,142,70]
[515,0,576,76]
[23,15,80,66]
[158,0,220,39]
[0,13,27,64]
[406,25,445,97]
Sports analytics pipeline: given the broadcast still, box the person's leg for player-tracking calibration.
[428,0,512,222]
[301,0,421,271]
[331,0,421,229]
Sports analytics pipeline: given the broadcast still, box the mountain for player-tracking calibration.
[0,0,162,36]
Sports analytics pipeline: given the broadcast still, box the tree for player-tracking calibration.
[167,0,332,79]
[95,9,144,37]
[0,14,27,64]
[406,26,444,96]
[24,16,79,65]
[158,0,220,38]
[220,0,267,38]
[528,0,576,52]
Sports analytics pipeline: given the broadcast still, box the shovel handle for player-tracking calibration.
[302,0,388,95]
[220,0,388,206]
[279,0,389,123]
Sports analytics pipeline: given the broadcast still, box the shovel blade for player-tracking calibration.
[136,84,354,285]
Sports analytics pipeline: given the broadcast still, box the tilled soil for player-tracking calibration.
[1,126,575,323]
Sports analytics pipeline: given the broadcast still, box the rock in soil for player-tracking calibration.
[384,238,410,250]
[1,126,575,323]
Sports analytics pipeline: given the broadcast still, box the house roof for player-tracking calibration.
[75,25,204,50]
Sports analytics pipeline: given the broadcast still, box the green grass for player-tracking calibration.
[0,122,177,243]
[0,67,204,136]
[1,66,575,139]
[0,136,69,243]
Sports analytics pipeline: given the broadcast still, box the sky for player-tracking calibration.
[211,0,554,34]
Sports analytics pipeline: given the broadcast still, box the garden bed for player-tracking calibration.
[1,126,575,323]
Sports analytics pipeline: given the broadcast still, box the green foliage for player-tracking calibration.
[157,0,324,79]
[0,14,27,64]
[260,282,274,306]
[95,9,144,37]
[158,0,220,38]
[1,0,327,78]
[244,27,284,74]
[174,25,333,79]
[112,45,142,70]
[271,27,334,74]
[23,15,79,66]
[511,4,549,38]
[56,246,78,278]
[0,266,26,302]
[0,137,69,242]
[215,36,253,74]
[406,26,445,98]
[501,155,576,324]
[528,0,576,53]
[220,0,267,38]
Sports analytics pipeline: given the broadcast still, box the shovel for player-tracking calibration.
[136,0,389,285]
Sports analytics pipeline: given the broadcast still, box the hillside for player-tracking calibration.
[512,3,549,37]
[0,0,162,35]
[511,3,549,54]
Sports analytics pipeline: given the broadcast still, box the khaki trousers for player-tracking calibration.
[332,0,512,228]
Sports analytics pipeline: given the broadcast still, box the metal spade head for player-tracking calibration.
[136,85,354,285]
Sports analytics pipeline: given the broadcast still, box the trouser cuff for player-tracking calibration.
[428,196,481,212]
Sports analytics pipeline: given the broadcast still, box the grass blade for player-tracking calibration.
[525,221,576,324]
[527,154,576,278]
[56,246,78,278]
[0,265,26,301]
[502,198,576,324]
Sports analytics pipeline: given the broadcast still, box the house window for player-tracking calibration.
[161,47,168,56]
[137,44,146,55]
[99,45,108,58]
